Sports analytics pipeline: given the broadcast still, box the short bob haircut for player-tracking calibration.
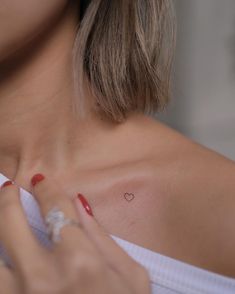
[72,0,177,123]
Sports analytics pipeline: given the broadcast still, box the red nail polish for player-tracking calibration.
[31,174,45,187]
[77,193,93,216]
[1,180,13,189]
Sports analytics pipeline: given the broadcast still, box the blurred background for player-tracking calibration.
[157,0,235,160]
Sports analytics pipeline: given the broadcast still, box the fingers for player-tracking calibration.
[0,182,45,272]
[73,194,150,286]
[29,174,97,255]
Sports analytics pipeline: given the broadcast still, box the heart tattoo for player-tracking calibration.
[124,192,135,202]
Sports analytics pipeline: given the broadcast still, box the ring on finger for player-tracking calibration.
[45,206,82,244]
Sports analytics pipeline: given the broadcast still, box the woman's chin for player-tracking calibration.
[0,37,36,69]
[0,39,22,65]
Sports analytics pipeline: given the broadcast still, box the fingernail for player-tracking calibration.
[1,180,13,189]
[77,193,93,216]
[31,173,45,187]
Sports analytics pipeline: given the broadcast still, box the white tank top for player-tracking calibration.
[0,172,235,294]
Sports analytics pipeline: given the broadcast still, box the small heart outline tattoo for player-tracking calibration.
[124,192,135,202]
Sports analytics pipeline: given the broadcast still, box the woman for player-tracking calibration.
[0,0,234,293]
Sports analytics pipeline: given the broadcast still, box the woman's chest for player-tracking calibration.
[64,166,231,278]
[64,164,164,251]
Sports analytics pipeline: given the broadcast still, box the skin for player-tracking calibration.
[0,178,151,293]
[0,0,235,288]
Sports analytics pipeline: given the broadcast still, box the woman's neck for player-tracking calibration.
[0,1,128,188]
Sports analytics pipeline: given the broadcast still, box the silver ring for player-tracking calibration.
[45,206,82,243]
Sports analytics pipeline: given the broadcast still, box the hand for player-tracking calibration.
[0,174,151,294]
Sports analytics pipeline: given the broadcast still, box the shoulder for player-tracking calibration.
[144,119,235,278]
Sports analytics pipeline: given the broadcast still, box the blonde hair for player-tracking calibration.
[72,0,177,123]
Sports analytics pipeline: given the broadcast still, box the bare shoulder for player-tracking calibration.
[144,118,235,278]
[77,114,235,278]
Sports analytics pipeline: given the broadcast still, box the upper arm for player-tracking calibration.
[215,187,235,278]
[188,162,235,278]
[157,155,235,279]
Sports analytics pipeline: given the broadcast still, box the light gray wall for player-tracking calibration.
[157,0,235,160]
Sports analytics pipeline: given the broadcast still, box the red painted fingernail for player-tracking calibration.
[77,193,93,216]
[1,180,13,189]
[31,174,45,187]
